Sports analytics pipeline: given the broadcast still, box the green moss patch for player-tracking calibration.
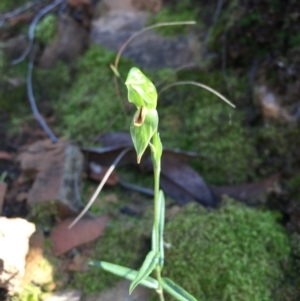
[158,69,259,184]
[147,1,200,37]
[163,199,292,301]
[35,14,57,45]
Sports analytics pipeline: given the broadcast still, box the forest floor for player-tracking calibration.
[0,0,300,300]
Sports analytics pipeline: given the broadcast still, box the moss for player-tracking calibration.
[28,200,58,232]
[11,284,42,301]
[51,44,175,141]
[158,69,259,184]
[0,0,25,12]
[35,14,57,45]
[255,124,300,178]
[163,199,292,301]
[0,50,27,112]
[147,0,200,36]
[33,61,71,101]
[52,44,133,140]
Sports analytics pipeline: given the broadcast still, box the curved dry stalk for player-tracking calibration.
[159,81,235,108]
[113,21,196,70]
[112,21,196,107]
[156,63,198,88]
[68,147,131,229]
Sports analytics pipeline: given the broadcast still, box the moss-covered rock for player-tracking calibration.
[163,199,292,301]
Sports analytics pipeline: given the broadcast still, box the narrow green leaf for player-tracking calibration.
[125,67,157,109]
[161,277,199,301]
[130,109,158,163]
[129,250,159,294]
[89,261,158,290]
[157,190,165,268]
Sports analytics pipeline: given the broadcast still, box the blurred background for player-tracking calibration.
[0,0,299,301]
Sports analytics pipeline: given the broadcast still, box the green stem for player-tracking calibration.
[152,132,165,301]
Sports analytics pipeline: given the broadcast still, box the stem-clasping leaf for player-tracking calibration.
[89,260,158,290]
[152,132,163,164]
[161,277,199,301]
[129,250,159,294]
[157,190,165,269]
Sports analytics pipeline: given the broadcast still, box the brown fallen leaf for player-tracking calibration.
[95,132,199,165]
[161,156,218,207]
[210,174,280,204]
[82,145,136,167]
[7,12,34,26]
[85,132,208,206]
[0,151,12,160]
[51,216,109,256]
[95,132,132,147]
[88,162,119,185]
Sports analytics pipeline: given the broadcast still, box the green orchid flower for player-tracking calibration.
[125,67,159,163]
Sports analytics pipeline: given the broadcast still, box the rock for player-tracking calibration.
[100,0,135,13]
[17,139,85,217]
[42,290,82,301]
[39,14,89,68]
[132,0,162,13]
[91,5,198,69]
[99,0,162,14]
[85,280,151,301]
[0,152,12,160]
[0,217,36,294]
[256,85,292,122]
